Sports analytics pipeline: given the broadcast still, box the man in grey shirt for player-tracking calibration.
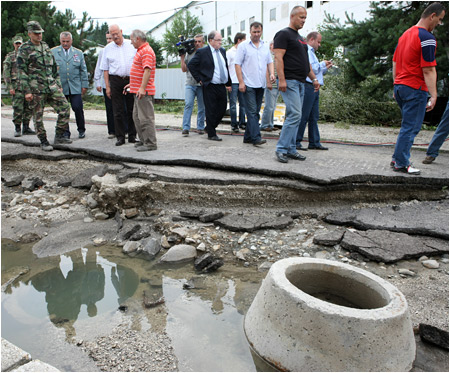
[180,34,205,137]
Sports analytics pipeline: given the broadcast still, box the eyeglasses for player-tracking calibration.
[213,39,223,42]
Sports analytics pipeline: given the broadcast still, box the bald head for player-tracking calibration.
[109,24,123,45]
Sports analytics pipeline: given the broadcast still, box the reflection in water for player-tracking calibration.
[14,248,139,340]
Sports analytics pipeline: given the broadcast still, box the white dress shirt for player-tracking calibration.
[210,45,227,84]
[234,39,272,88]
[100,39,136,77]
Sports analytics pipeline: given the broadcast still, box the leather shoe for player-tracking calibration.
[115,139,125,146]
[296,144,308,151]
[253,139,267,146]
[128,136,136,143]
[275,152,289,163]
[208,136,222,141]
[243,139,252,144]
[287,152,306,161]
[308,145,328,150]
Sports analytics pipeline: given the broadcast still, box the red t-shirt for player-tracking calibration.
[393,26,437,91]
[130,42,156,95]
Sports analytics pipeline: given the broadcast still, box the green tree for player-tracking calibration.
[321,1,449,95]
[146,34,164,68]
[162,9,203,59]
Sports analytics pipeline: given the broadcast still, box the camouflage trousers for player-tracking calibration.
[12,90,33,128]
[29,90,70,141]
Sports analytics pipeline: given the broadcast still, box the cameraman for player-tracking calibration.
[180,34,205,136]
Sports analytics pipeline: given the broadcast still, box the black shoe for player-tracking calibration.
[208,136,222,141]
[243,139,252,144]
[54,136,72,144]
[296,144,308,151]
[128,136,136,143]
[275,152,289,163]
[286,152,306,161]
[239,124,246,129]
[22,126,36,135]
[197,130,205,135]
[116,139,125,146]
[182,129,189,137]
[253,139,267,146]
[231,127,239,133]
[308,145,328,150]
[14,126,22,137]
[78,131,86,139]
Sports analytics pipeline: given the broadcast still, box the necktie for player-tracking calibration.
[216,49,226,83]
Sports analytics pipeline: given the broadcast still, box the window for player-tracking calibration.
[240,20,245,31]
[221,29,224,37]
[281,3,289,18]
[249,16,255,25]
[270,8,276,21]
[227,26,232,37]
[306,1,313,8]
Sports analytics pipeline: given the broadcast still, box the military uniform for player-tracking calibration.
[52,44,89,138]
[16,21,71,149]
[3,36,34,136]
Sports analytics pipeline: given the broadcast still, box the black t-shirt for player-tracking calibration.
[273,27,310,82]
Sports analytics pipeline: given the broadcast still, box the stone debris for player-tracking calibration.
[422,260,440,269]
[194,253,224,272]
[215,214,293,232]
[159,244,197,263]
[419,324,449,350]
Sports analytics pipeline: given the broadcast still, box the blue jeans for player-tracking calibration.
[261,86,279,129]
[392,84,428,168]
[182,85,205,131]
[276,80,305,154]
[296,83,320,147]
[243,86,264,143]
[229,83,246,128]
[427,101,449,158]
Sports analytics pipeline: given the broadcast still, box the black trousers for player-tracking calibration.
[109,75,136,140]
[202,83,227,137]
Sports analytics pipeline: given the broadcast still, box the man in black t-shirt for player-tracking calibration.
[274,6,320,163]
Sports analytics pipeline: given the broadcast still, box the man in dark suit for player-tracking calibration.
[187,30,231,141]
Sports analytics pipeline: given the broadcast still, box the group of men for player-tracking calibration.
[181,6,332,161]
[6,21,157,152]
[3,2,447,173]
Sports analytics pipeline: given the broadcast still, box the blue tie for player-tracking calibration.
[216,49,226,83]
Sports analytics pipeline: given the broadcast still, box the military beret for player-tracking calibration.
[27,21,44,33]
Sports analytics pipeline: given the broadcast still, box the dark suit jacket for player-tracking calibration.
[187,46,232,87]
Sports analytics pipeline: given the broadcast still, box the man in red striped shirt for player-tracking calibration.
[127,29,157,151]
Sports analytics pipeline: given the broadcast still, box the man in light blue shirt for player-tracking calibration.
[235,22,275,146]
[296,32,332,150]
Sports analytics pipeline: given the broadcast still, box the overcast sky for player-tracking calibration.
[51,0,192,34]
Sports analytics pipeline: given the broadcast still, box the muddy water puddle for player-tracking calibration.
[1,239,270,371]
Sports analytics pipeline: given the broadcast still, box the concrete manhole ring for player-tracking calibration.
[244,258,416,371]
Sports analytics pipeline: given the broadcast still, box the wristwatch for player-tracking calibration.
[312,79,318,82]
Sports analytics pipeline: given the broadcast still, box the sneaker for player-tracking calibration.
[40,141,53,151]
[136,144,157,152]
[78,131,86,139]
[54,136,73,144]
[275,151,289,163]
[286,152,306,161]
[422,156,435,164]
[134,141,144,148]
[182,130,189,137]
[393,165,421,175]
[390,161,395,168]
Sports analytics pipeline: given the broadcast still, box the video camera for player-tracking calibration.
[177,35,196,56]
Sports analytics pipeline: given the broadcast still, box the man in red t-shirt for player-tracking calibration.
[391,2,445,175]
[127,29,157,152]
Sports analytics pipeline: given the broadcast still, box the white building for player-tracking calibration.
[149,1,372,63]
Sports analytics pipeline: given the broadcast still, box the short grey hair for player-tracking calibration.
[208,30,219,41]
[131,29,147,41]
[60,31,72,39]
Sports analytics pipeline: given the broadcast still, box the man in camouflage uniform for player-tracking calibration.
[3,35,35,137]
[17,21,71,151]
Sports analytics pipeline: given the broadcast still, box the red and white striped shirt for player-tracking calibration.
[130,42,156,95]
